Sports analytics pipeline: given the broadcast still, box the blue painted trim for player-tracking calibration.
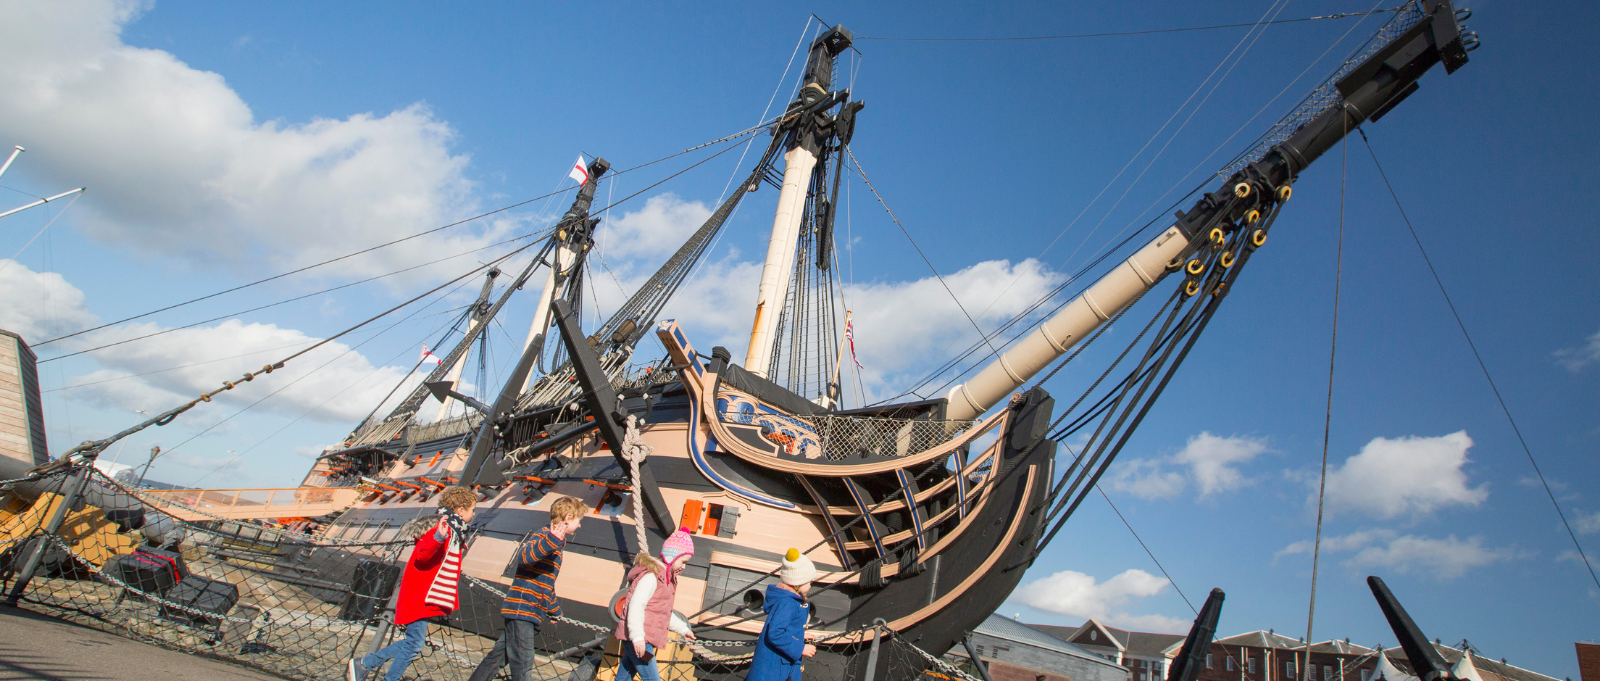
[895,468,928,551]
[795,475,854,568]
[685,392,797,510]
[844,478,888,559]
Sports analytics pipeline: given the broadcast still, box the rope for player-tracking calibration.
[1358,128,1600,596]
[856,7,1404,41]
[1305,124,1347,649]
[0,191,84,278]
[846,147,1001,361]
[621,414,654,559]
[1094,483,1195,613]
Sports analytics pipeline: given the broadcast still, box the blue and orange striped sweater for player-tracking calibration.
[502,527,564,624]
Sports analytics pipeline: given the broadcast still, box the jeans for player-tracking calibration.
[361,619,429,681]
[467,618,540,681]
[617,642,660,681]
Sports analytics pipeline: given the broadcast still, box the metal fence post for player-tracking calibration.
[863,618,887,681]
[4,465,92,607]
[963,632,995,681]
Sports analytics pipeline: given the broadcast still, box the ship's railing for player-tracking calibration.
[134,486,362,522]
[720,407,977,461]
[403,413,481,445]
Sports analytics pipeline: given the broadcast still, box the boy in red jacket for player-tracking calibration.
[349,486,477,681]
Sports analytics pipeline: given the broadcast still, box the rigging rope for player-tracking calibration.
[0,191,84,278]
[34,122,776,349]
[1358,129,1600,596]
[1305,124,1347,652]
[856,7,1403,41]
[622,414,654,559]
[1095,483,1196,613]
[845,147,1001,360]
[38,230,548,363]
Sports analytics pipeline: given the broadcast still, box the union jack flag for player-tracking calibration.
[844,318,863,369]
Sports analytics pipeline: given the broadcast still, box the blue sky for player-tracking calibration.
[1,0,1596,676]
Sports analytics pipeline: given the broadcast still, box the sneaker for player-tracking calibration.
[347,658,367,681]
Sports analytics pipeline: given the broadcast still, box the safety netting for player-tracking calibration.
[0,465,977,681]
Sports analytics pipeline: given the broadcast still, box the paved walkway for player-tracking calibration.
[0,606,289,681]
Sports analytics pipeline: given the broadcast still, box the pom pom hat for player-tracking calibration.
[661,528,695,565]
[780,548,817,586]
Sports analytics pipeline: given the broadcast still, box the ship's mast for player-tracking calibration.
[744,26,856,379]
[520,159,609,392]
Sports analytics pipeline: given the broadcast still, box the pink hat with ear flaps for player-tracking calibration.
[660,528,695,565]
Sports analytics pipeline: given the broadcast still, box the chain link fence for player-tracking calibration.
[0,465,967,681]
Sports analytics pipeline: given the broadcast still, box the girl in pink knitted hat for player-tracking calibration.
[613,528,698,681]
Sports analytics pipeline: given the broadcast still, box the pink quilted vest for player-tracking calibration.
[614,563,678,648]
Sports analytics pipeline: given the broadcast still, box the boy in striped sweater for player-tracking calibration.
[467,495,587,681]
[349,486,477,681]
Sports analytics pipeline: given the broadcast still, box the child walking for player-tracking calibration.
[348,486,477,681]
[748,548,818,681]
[614,528,698,681]
[466,495,587,681]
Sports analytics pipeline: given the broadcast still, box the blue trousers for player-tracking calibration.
[617,642,660,681]
[467,619,541,681]
[361,619,429,681]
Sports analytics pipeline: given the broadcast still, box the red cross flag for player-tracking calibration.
[419,344,442,365]
[568,156,588,185]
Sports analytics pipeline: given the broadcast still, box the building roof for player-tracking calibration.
[1216,631,1307,650]
[1308,640,1376,656]
[974,615,1127,670]
[1046,620,1186,657]
[1384,646,1561,681]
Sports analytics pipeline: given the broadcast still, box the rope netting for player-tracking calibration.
[0,466,968,681]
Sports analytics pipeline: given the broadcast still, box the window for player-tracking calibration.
[1287,660,1297,678]
[1207,654,1215,669]
[1227,657,1236,671]
[1309,664,1318,680]
[1361,670,1372,681]
[1324,666,1334,681]
[1248,658,1257,674]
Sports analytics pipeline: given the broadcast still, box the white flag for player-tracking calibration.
[419,344,442,365]
[568,156,588,185]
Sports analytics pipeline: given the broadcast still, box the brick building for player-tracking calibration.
[1031,619,1186,681]
[1576,642,1600,681]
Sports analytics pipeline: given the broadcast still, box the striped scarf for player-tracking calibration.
[423,508,468,611]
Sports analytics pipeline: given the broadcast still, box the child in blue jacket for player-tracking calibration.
[747,549,817,681]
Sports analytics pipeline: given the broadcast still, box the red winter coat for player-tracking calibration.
[395,521,464,626]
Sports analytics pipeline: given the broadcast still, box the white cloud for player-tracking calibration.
[0,260,98,340]
[1555,328,1600,372]
[1174,432,1268,497]
[596,194,713,264]
[1573,510,1600,535]
[1275,528,1399,560]
[2,261,413,423]
[845,258,1062,397]
[1342,534,1512,580]
[1014,569,1188,633]
[0,0,515,280]
[1275,529,1513,580]
[1109,432,1268,501]
[1109,458,1187,500]
[1321,431,1487,520]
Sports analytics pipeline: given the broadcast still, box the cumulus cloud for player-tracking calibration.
[1555,328,1600,372]
[1014,569,1188,633]
[2,261,413,423]
[1275,529,1512,580]
[1343,534,1512,580]
[0,0,515,279]
[1110,433,1268,500]
[1573,510,1600,535]
[0,260,98,340]
[1321,431,1487,520]
[1109,459,1187,500]
[845,258,1062,396]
